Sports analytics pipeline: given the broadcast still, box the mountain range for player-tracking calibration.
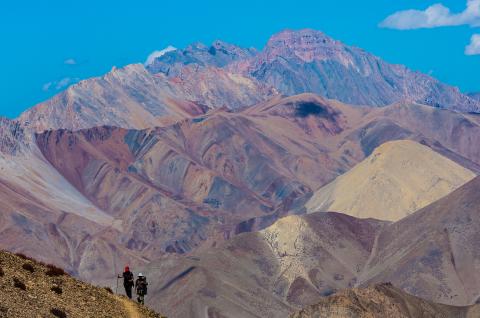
[4,92,480,285]
[149,29,480,112]
[141,176,480,317]
[2,28,480,317]
[19,29,480,134]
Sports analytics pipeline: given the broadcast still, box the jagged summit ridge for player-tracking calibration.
[146,38,257,76]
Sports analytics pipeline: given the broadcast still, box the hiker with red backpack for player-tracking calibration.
[118,266,134,299]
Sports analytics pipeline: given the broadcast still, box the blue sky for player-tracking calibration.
[1,0,479,118]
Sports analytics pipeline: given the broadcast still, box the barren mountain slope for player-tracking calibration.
[0,250,162,318]
[140,212,387,318]
[359,176,480,306]
[306,140,476,221]
[290,283,480,318]
[142,176,480,317]
[19,64,276,132]
[0,118,146,284]
[7,93,480,285]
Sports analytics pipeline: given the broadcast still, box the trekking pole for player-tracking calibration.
[114,252,118,294]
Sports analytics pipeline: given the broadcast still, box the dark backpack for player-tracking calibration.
[123,271,134,287]
[136,277,148,295]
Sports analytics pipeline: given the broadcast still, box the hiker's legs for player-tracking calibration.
[125,286,132,299]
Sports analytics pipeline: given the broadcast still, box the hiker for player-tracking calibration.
[118,266,134,299]
[135,273,148,305]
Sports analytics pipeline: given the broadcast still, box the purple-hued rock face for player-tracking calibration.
[149,29,480,113]
[258,29,353,64]
[232,29,480,112]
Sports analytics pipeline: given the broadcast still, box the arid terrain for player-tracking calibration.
[306,140,476,221]
[139,177,480,317]
[1,28,480,317]
[0,250,162,318]
[290,283,480,318]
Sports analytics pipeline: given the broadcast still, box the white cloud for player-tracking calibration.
[64,58,77,65]
[466,34,480,55]
[42,77,79,92]
[42,82,53,92]
[55,77,73,90]
[380,0,480,30]
[144,45,177,66]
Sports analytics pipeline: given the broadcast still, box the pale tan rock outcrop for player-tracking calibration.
[306,140,476,221]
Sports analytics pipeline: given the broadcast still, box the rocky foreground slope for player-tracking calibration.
[0,250,162,318]
[290,283,480,318]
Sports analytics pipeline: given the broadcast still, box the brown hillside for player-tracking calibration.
[290,283,480,318]
[0,251,163,318]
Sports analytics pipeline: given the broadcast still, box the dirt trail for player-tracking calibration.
[118,296,141,318]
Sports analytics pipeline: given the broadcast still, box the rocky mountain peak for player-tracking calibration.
[264,29,351,64]
[146,39,255,76]
[210,39,257,58]
[267,29,337,48]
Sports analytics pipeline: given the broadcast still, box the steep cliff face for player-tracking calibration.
[0,118,27,155]
[230,29,480,112]
[468,92,480,101]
